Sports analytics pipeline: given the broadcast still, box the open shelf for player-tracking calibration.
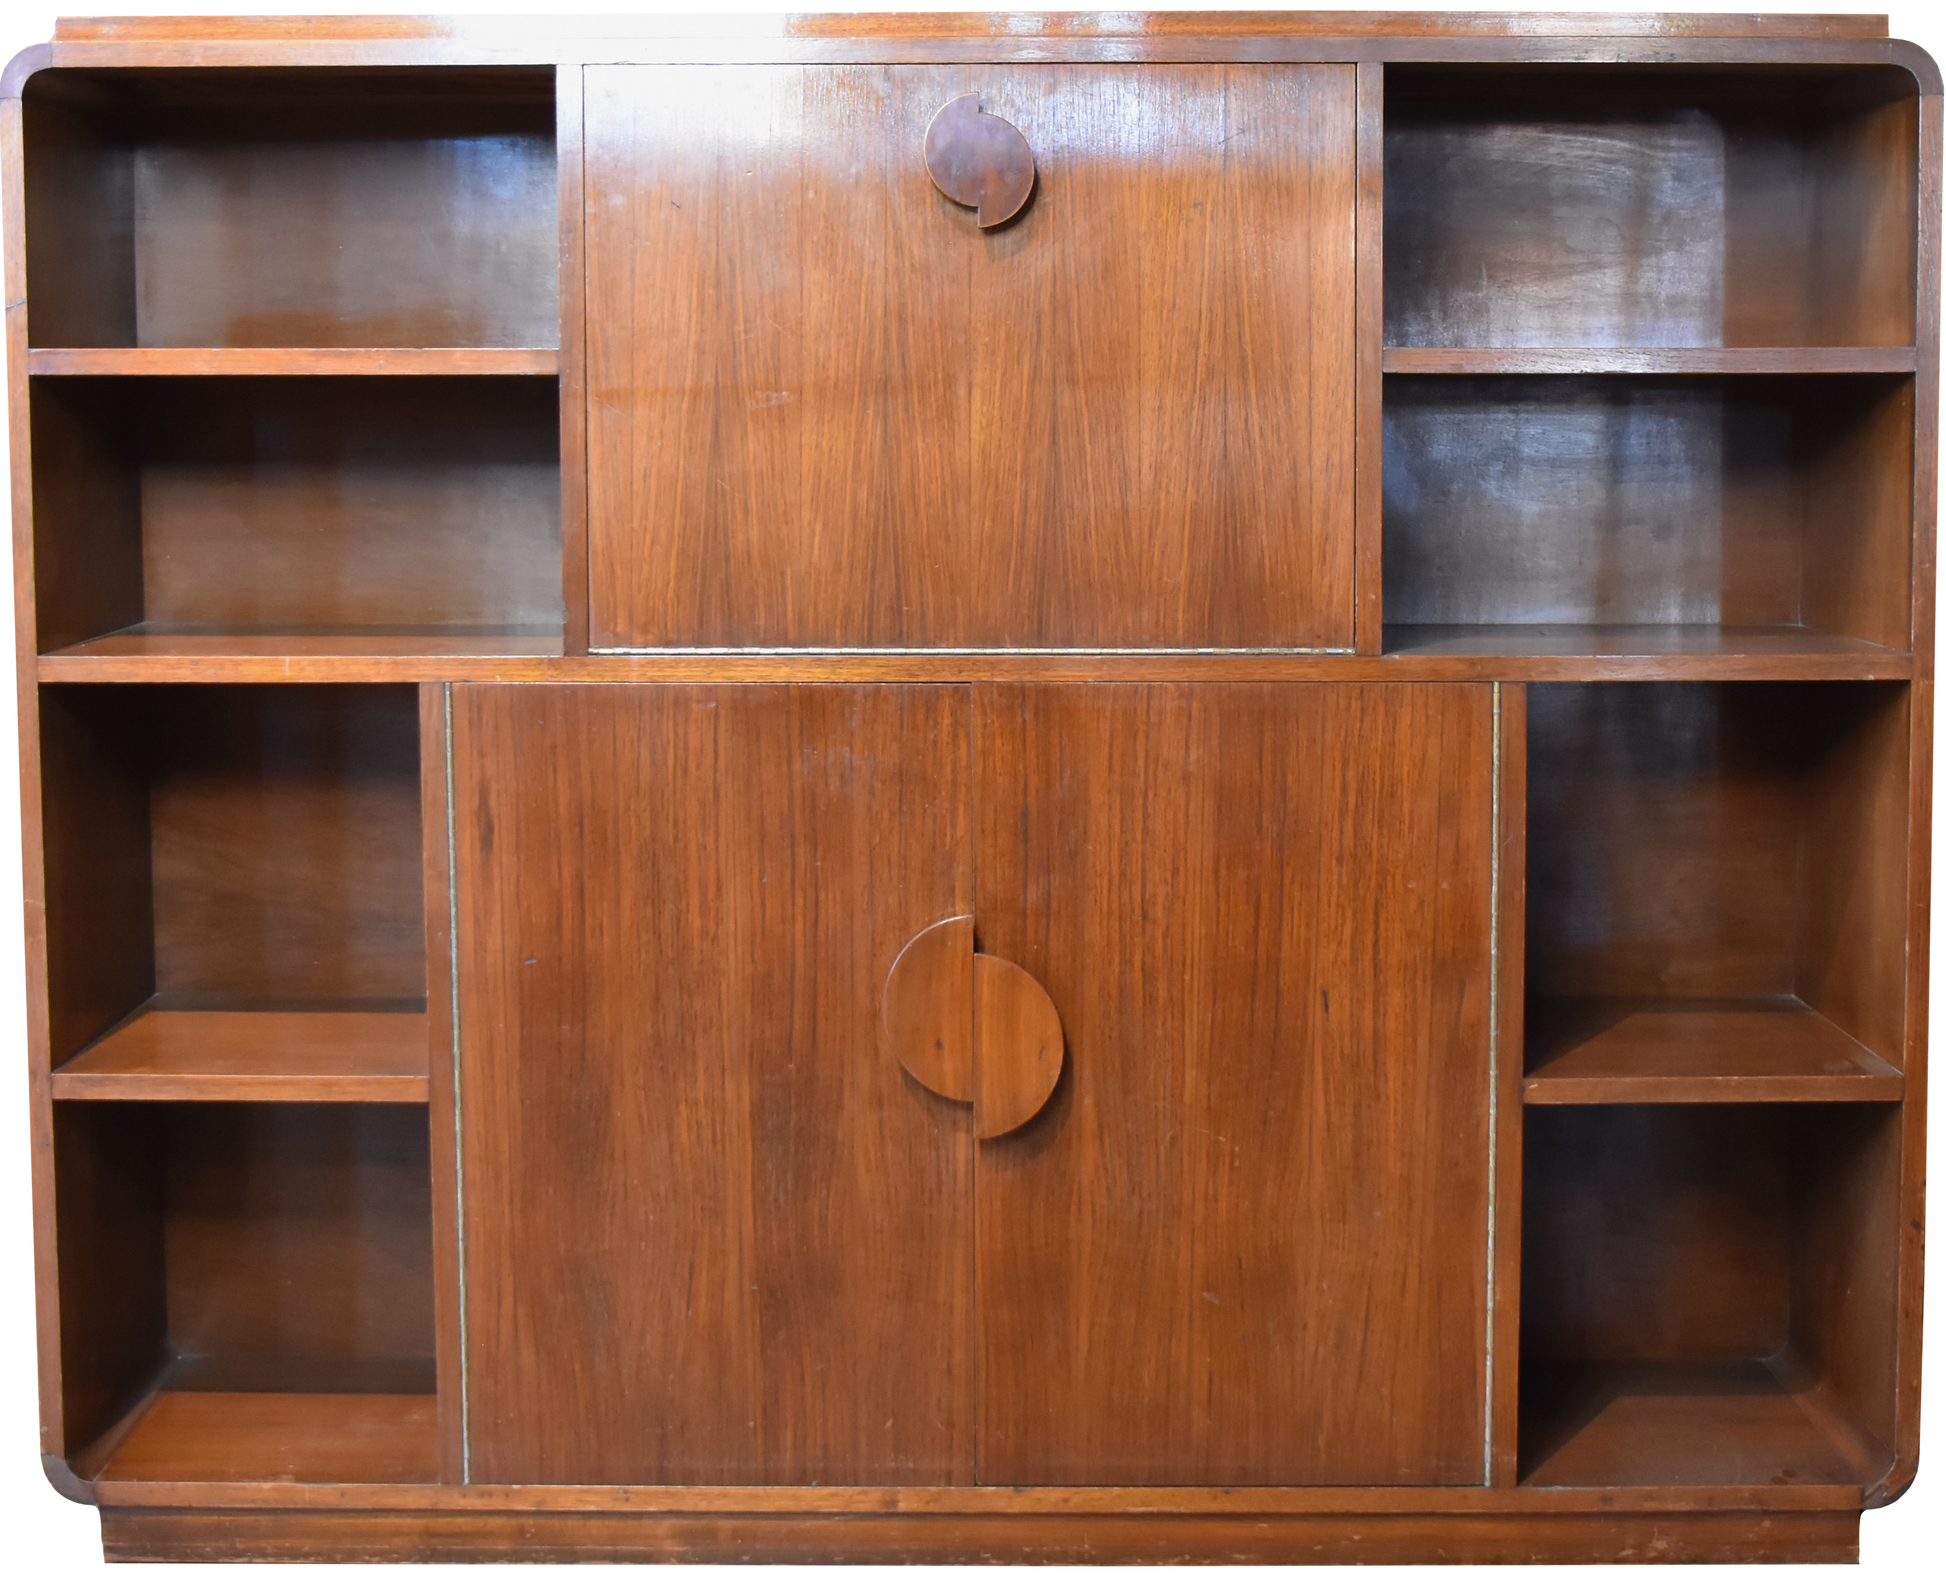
[51,1008,430,1104]
[29,347,559,376]
[1520,1103,1900,1489]
[1525,683,1910,1071]
[39,685,427,1066]
[1521,1360,1881,1489]
[20,67,557,351]
[30,376,562,651]
[54,1100,437,1479]
[1524,999,1902,1105]
[1383,376,1913,654]
[1385,66,1917,351]
[92,1390,437,1487]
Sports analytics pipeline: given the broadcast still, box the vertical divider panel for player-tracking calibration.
[558,65,591,657]
[1490,682,1526,1486]
[1353,61,1384,654]
[420,683,465,1484]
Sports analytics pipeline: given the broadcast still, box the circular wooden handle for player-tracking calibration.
[924,95,1035,229]
[885,916,1065,1138]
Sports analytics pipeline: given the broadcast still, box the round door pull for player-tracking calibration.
[924,95,1035,229]
[885,915,1065,1138]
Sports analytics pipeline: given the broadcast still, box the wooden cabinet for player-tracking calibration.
[2,10,1935,1565]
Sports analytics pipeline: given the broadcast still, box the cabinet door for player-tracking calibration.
[973,684,1495,1485]
[585,65,1356,651]
[452,685,974,1485]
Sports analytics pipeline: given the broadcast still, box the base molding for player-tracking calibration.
[101,1507,1862,1564]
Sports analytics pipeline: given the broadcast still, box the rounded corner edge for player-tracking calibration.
[40,1451,96,1506]
[1887,39,1943,99]
[1864,1441,1922,1511]
[0,43,52,103]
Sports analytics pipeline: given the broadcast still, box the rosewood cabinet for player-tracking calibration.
[2,10,1935,1566]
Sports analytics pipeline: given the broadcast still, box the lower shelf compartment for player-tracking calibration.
[1519,1361,1882,1489]
[93,1390,437,1486]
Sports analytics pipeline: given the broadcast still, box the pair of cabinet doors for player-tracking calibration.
[451,683,1494,1486]
[584,63,1358,652]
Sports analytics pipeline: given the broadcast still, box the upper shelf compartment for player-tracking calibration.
[21,67,559,352]
[1384,66,1918,352]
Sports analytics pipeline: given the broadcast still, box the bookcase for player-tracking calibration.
[2,11,1935,1565]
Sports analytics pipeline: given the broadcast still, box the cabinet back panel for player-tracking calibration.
[1383,376,1912,637]
[163,1104,435,1385]
[136,378,562,632]
[31,378,562,641]
[1526,683,1909,1005]
[148,686,424,1002]
[586,64,1355,650]
[24,69,559,349]
[1523,1106,1791,1363]
[973,683,1494,1486]
[1385,69,1917,348]
[455,685,976,1486]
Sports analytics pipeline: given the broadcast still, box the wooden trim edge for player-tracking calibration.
[96,1506,1863,1564]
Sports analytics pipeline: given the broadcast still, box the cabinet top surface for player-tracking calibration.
[43,10,1896,44]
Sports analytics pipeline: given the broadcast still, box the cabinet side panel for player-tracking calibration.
[453,684,975,1485]
[973,683,1494,1485]
[20,79,134,348]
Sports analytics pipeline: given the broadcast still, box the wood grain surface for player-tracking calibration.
[972,683,1495,1485]
[145,686,426,1003]
[453,684,975,1486]
[1520,1362,1875,1489]
[160,1104,436,1389]
[50,1009,430,1102]
[1524,1000,1904,1103]
[26,347,559,375]
[586,64,1355,650]
[96,1392,437,1485]
[91,1504,1864,1564]
[1526,683,1910,1005]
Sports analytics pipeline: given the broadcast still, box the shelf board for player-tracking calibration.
[27,346,559,377]
[1521,1361,1881,1490]
[1524,999,1903,1105]
[1382,624,1910,678]
[93,1391,438,1486]
[52,1009,430,1103]
[1382,346,1916,375]
[44,625,565,669]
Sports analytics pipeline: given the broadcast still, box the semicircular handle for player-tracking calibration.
[885,916,974,1103]
[924,94,1036,229]
[883,917,1065,1138]
[970,953,1064,1138]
